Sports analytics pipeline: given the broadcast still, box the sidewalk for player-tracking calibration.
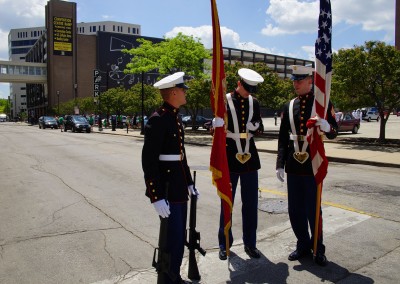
[92,125,400,168]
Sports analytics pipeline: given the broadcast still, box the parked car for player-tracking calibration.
[38,116,58,129]
[181,115,212,129]
[64,115,91,133]
[336,112,360,134]
[363,111,380,122]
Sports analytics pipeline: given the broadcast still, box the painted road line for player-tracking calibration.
[259,187,380,218]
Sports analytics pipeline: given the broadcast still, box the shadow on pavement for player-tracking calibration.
[225,251,289,284]
[295,257,374,284]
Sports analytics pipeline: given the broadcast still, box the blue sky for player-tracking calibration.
[0,0,395,99]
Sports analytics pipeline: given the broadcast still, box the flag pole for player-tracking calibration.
[313,182,322,257]
[210,0,233,259]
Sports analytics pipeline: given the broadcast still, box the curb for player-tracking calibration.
[91,129,400,169]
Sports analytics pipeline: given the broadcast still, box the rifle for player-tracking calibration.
[185,171,206,280]
[152,182,176,283]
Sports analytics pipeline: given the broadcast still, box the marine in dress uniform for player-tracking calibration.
[276,65,338,266]
[142,72,198,284]
[213,68,264,260]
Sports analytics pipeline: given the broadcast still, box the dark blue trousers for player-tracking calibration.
[218,171,259,249]
[159,202,187,284]
[287,174,325,254]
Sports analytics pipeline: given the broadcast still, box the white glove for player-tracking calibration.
[188,185,200,198]
[212,117,224,128]
[276,168,285,182]
[246,121,260,131]
[153,199,170,218]
[314,117,331,132]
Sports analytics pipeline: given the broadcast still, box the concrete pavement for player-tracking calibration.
[89,119,400,283]
[8,120,400,283]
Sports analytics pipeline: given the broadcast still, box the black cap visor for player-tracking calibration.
[241,80,258,93]
[291,74,311,81]
[175,83,189,89]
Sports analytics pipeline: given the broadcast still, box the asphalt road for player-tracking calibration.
[0,124,399,283]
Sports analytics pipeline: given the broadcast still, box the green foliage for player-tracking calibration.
[184,77,212,128]
[55,96,96,116]
[123,33,211,79]
[127,83,162,116]
[122,33,212,121]
[223,61,294,111]
[332,41,400,140]
[0,99,9,113]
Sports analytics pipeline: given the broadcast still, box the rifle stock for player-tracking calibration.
[152,182,176,283]
[185,171,206,280]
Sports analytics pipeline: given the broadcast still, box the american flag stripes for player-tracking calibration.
[307,0,332,185]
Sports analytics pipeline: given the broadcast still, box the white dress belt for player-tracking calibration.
[159,154,183,161]
[226,132,254,139]
[289,134,306,141]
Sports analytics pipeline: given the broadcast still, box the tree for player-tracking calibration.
[123,33,211,129]
[251,62,295,111]
[184,77,211,129]
[224,61,294,112]
[0,99,10,114]
[55,97,96,116]
[332,41,400,141]
[127,83,162,116]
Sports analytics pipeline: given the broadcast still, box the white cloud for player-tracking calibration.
[165,25,276,54]
[262,0,395,41]
[0,0,47,29]
[262,0,319,36]
[0,29,9,59]
[0,0,47,58]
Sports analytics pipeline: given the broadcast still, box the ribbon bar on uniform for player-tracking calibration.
[159,154,183,161]
[226,133,253,139]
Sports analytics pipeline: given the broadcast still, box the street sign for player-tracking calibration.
[93,69,101,97]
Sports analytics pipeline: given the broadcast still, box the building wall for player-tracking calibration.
[45,0,77,113]
[76,21,141,36]
[77,34,96,102]
[8,27,45,118]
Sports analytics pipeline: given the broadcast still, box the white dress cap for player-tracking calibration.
[238,68,264,86]
[289,65,314,80]
[153,72,188,89]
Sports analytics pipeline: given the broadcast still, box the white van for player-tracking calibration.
[0,113,7,122]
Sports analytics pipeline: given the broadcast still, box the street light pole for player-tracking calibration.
[56,90,60,116]
[140,71,145,135]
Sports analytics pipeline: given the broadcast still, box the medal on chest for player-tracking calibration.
[289,98,309,164]
[227,93,254,164]
[293,151,309,164]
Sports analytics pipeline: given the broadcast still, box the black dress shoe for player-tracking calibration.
[314,253,327,266]
[244,246,261,258]
[288,249,311,261]
[219,248,227,260]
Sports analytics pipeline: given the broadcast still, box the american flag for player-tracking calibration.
[307,0,332,184]
[209,0,232,256]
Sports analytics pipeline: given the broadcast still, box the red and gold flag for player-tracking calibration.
[209,0,232,255]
